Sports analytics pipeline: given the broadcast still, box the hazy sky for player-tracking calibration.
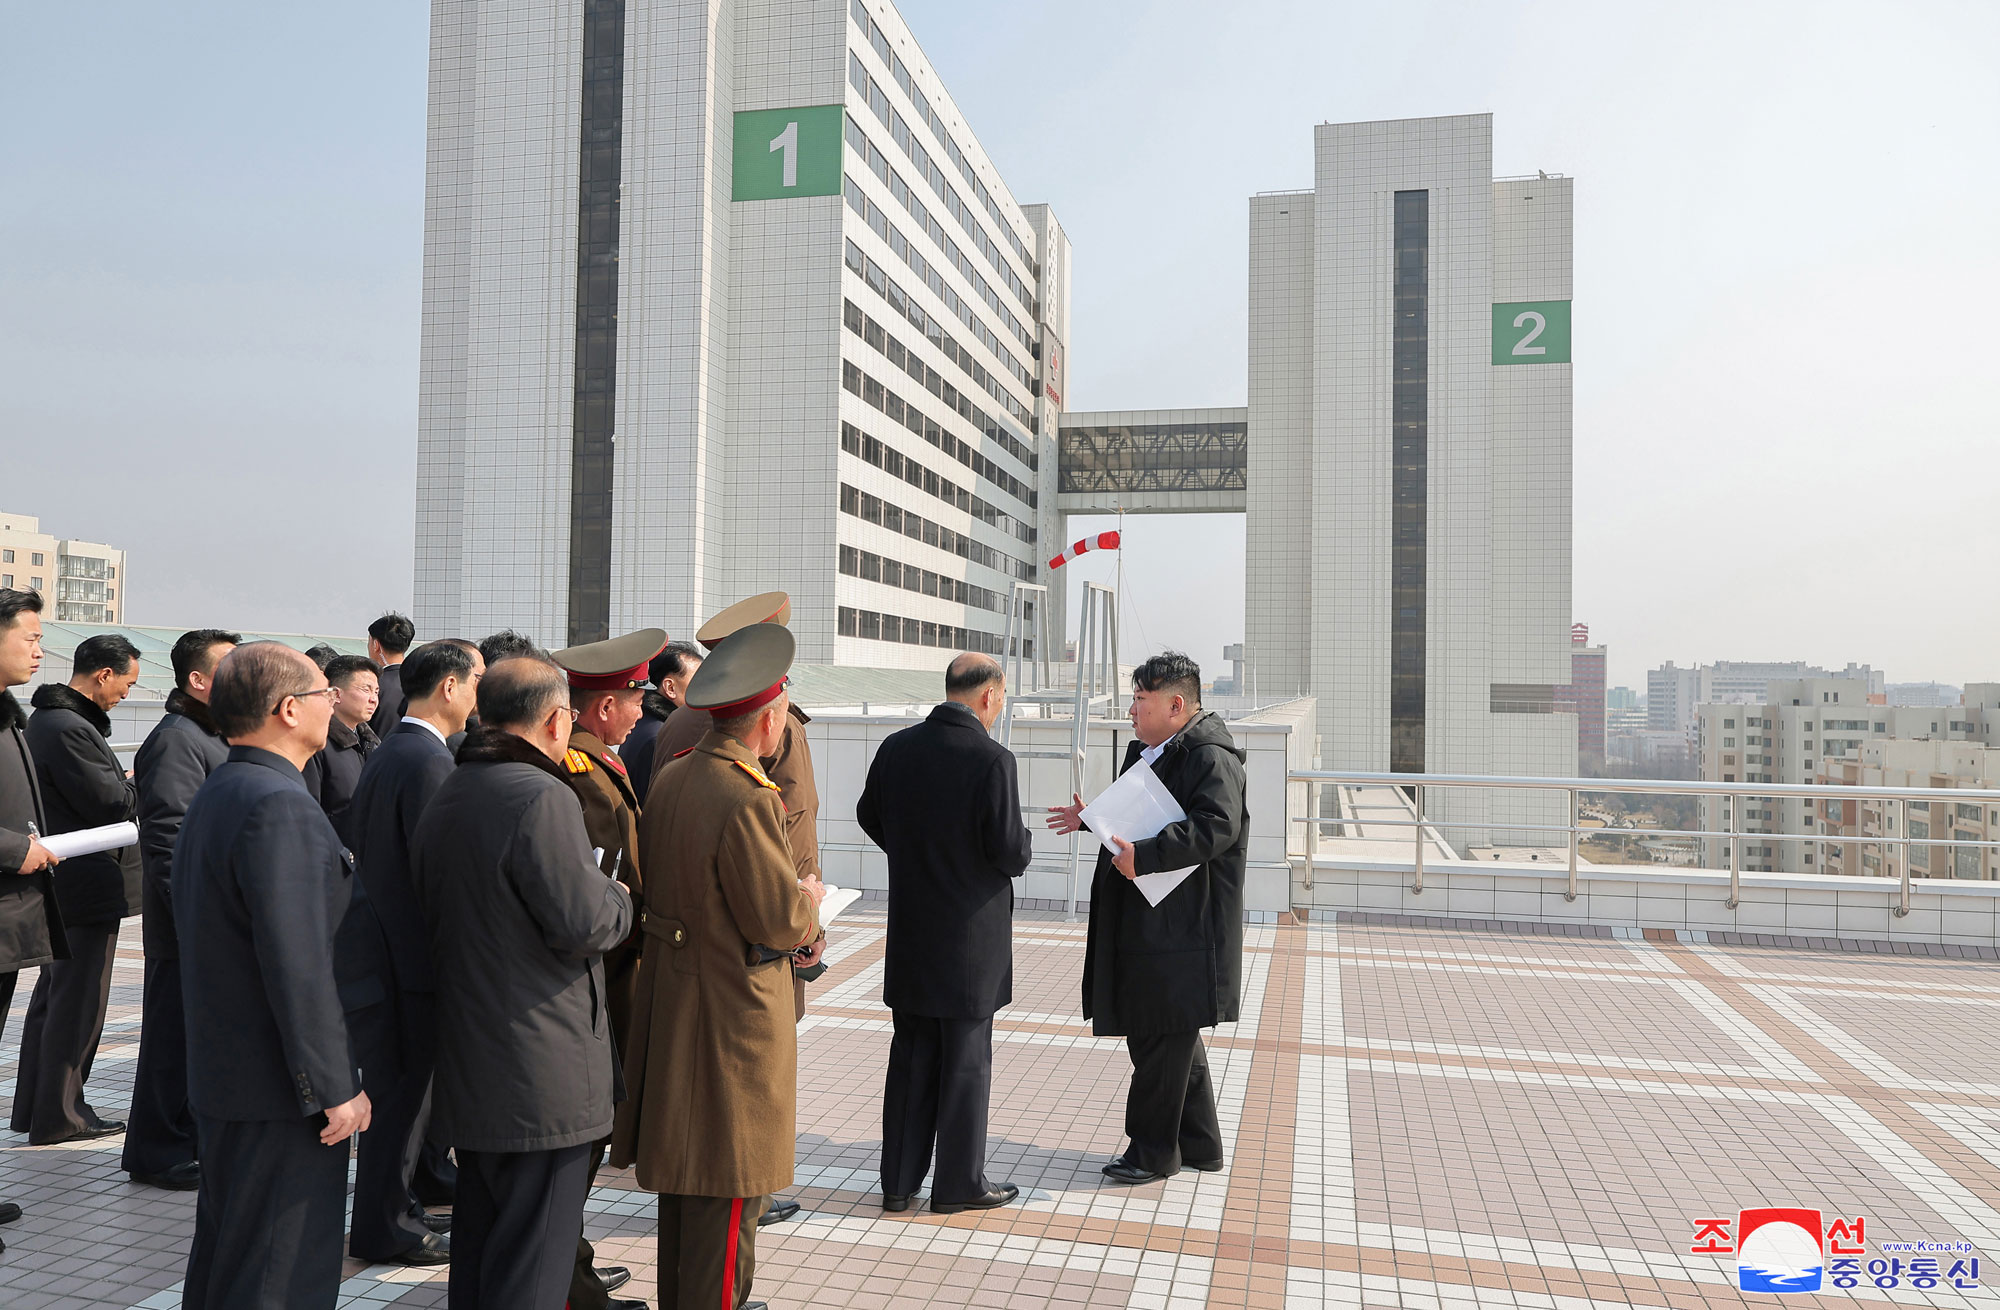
[4,2,1995,690]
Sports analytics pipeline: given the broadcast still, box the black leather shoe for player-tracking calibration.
[931,1183,1018,1214]
[129,1161,201,1191]
[598,1266,631,1292]
[32,1118,126,1145]
[420,1209,452,1233]
[388,1232,451,1265]
[758,1199,801,1227]
[0,1200,21,1224]
[1185,1158,1225,1172]
[1101,1157,1167,1185]
[883,1193,913,1212]
[607,1301,647,1310]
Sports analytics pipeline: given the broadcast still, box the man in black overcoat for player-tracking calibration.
[411,656,632,1309]
[366,611,416,739]
[858,653,1032,1214]
[302,654,381,845]
[123,627,238,1191]
[175,642,373,1308]
[12,633,142,1144]
[343,637,482,1264]
[1049,651,1248,1184]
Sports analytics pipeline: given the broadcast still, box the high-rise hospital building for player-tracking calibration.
[415,5,1574,844]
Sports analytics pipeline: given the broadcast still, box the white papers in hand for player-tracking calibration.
[40,821,138,862]
[817,885,862,931]
[1078,765,1198,908]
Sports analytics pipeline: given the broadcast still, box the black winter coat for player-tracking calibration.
[858,701,1032,1019]
[132,690,229,958]
[346,720,454,994]
[367,662,406,741]
[619,692,673,804]
[0,689,67,972]
[410,728,632,1154]
[174,747,360,1123]
[1080,710,1248,1037]
[302,716,379,848]
[26,684,140,926]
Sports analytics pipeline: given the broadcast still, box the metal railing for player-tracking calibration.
[1290,770,2000,917]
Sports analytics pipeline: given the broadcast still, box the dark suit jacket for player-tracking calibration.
[346,720,454,994]
[857,701,1032,1019]
[0,689,65,973]
[173,746,359,1123]
[367,662,406,741]
[302,716,379,848]
[25,684,139,926]
[132,690,229,958]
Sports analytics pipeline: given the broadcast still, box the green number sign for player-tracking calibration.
[732,105,844,201]
[1492,300,1572,365]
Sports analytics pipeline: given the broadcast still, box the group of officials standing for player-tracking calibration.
[0,579,1251,1310]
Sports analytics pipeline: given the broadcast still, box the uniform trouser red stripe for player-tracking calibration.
[721,1197,745,1308]
[657,1192,764,1310]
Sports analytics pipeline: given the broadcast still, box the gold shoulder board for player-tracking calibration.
[730,758,781,792]
[564,748,595,775]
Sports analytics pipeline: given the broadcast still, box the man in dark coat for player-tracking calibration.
[11,633,142,1144]
[412,656,633,1310]
[344,637,482,1265]
[858,652,1031,1214]
[366,612,416,739]
[175,642,373,1309]
[301,654,381,846]
[1049,651,1248,1184]
[0,588,66,1244]
[123,626,238,1191]
[620,639,700,803]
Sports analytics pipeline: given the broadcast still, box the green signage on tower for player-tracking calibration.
[732,105,845,202]
[1491,300,1572,365]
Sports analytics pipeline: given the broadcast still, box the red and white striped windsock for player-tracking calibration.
[1048,531,1121,571]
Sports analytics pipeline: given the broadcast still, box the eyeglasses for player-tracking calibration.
[273,686,338,714]
[549,706,581,724]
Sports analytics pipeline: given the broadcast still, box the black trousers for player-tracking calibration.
[346,998,432,1260]
[451,1142,593,1310]
[1122,1031,1223,1176]
[657,1193,763,1310]
[567,1138,614,1310]
[881,1011,995,1203]
[184,1113,348,1310]
[10,921,118,1142]
[121,953,198,1175]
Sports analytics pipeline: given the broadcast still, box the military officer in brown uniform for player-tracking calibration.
[550,627,669,1310]
[614,624,826,1310]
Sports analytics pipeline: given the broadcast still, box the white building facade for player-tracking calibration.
[415,0,1065,663]
[0,512,128,624]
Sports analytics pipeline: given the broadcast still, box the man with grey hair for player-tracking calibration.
[412,657,633,1309]
[176,641,372,1307]
[857,651,1032,1214]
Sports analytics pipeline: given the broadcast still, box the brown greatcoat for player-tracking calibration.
[652,704,821,1017]
[558,726,645,1046]
[611,730,819,1197]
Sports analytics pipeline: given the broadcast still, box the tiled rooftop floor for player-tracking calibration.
[4,909,1998,1307]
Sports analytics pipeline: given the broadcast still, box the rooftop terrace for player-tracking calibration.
[4,906,1997,1307]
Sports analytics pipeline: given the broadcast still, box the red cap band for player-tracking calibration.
[566,662,649,691]
[707,679,785,720]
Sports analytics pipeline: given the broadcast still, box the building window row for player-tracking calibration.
[843,360,1036,517]
[846,51,1035,330]
[848,4,1038,286]
[837,604,1023,658]
[838,543,1023,618]
[841,420,1034,545]
[842,301,1035,483]
[842,166,1036,414]
[839,482,1035,583]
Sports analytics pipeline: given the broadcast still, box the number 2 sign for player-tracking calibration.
[1491,300,1571,365]
[732,105,845,202]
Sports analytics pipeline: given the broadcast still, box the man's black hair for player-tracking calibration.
[73,633,141,679]
[477,657,569,730]
[400,638,480,702]
[208,642,317,739]
[478,628,547,666]
[170,628,241,691]
[368,612,416,655]
[944,652,1004,698]
[648,640,703,686]
[303,643,340,670]
[324,654,380,688]
[0,587,44,628]
[1132,650,1202,708]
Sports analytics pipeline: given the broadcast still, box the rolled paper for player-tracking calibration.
[40,821,139,861]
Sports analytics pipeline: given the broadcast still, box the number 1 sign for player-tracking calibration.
[732,105,845,202]
[1491,300,1572,365]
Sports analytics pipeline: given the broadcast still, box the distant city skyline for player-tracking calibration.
[2,1,1995,689]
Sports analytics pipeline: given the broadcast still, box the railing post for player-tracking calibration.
[1726,796,1740,910]
[1303,783,1317,892]
[1565,787,1579,902]
[1411,783,1425,895]
[1895,794,1912,918]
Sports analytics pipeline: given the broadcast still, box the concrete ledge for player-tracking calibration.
[1325,909,2000,960]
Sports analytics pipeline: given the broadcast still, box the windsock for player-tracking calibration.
[1048,531,1120,571]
